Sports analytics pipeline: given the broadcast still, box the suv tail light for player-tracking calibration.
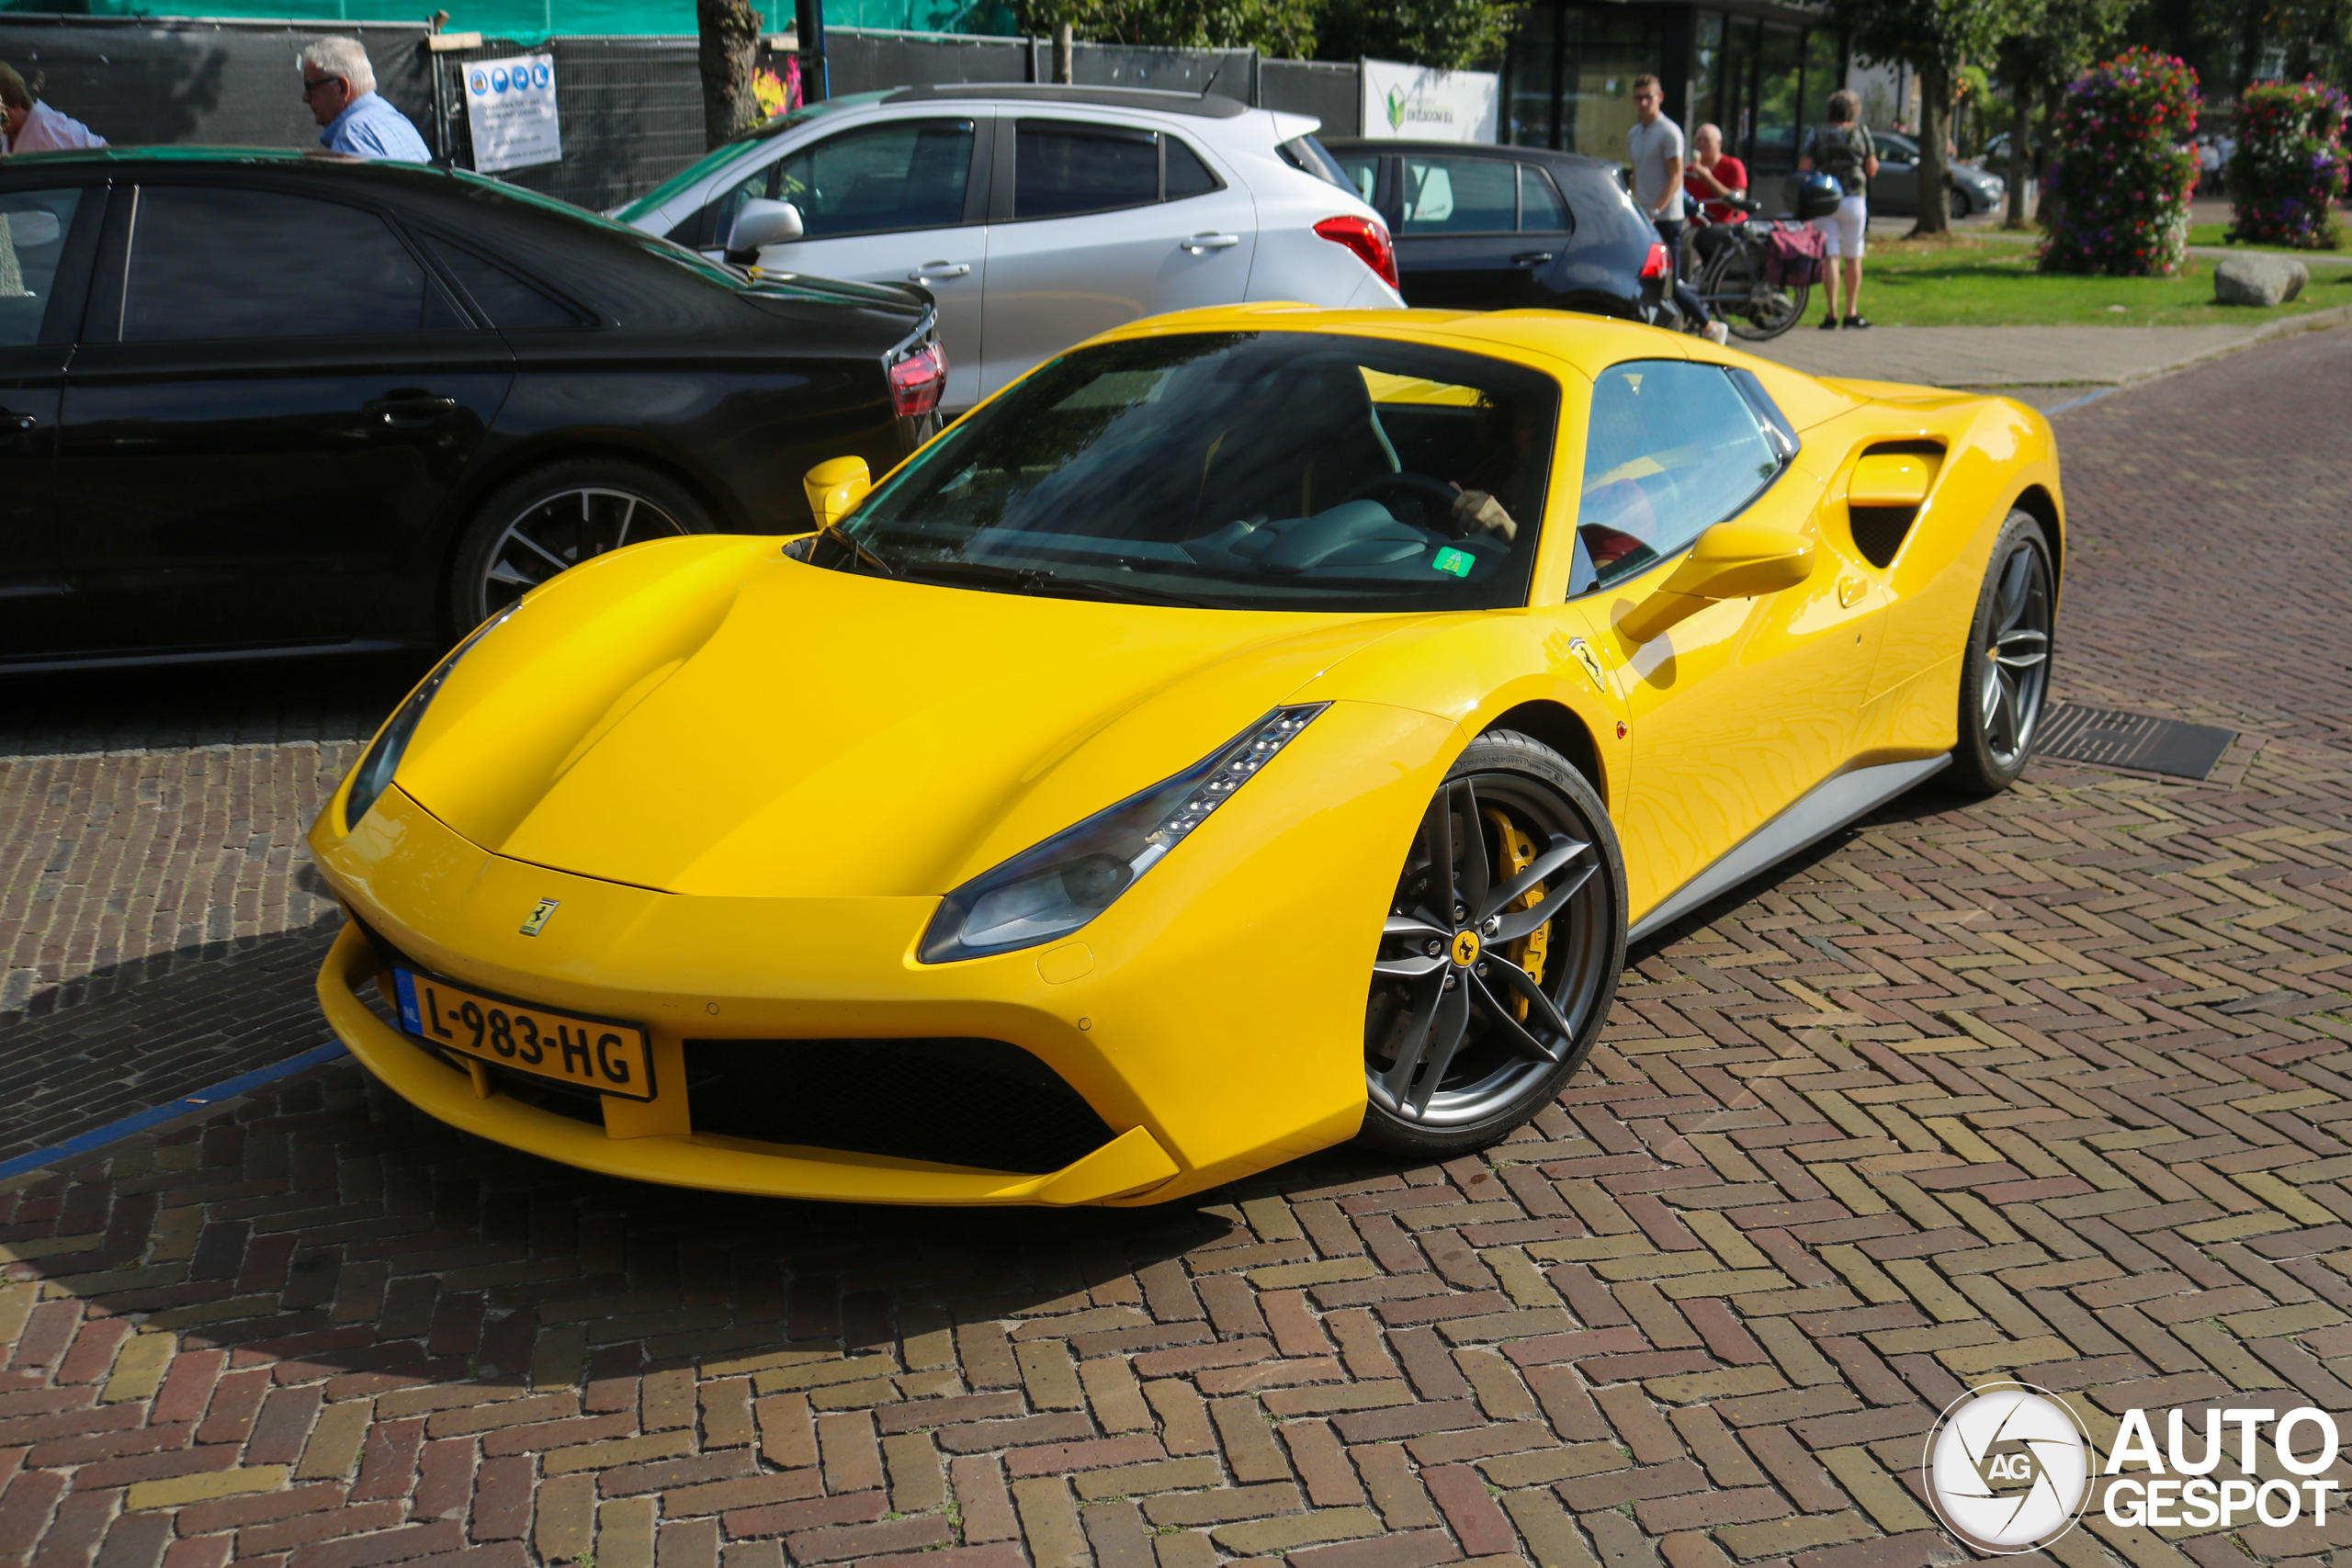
[888,340,946,419]
[1640,242,1670,279]
[1313,216,1400,292]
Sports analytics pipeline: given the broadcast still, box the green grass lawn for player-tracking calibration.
[1849,239,2352,326]
[2185,221,2347,255]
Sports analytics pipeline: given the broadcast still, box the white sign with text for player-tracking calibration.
[465,53,561,174]
[1359,58,1498,143]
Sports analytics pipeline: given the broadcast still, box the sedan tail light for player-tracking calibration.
[888,340,946,419]
[1640,242,1670,279]
[1312,216,1400,292]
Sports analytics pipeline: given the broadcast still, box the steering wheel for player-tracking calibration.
[1340,472,1462,530]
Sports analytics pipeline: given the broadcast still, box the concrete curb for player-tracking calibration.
[1931,303,2352,389]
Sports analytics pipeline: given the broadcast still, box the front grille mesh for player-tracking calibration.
[684,1038,1116,1176]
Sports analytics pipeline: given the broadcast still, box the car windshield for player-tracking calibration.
[829,332,1559,613]
[611,95,888,223]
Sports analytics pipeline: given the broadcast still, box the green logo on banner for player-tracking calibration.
[1387,87,1407,130]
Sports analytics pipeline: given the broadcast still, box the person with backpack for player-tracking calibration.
[1798,89,1879,330]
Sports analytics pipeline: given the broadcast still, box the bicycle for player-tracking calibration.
[1682,197,1812,342]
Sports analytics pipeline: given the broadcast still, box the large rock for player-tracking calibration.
[2214,252,2311,306]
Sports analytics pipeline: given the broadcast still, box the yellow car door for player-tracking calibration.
[1563,357,1885,922]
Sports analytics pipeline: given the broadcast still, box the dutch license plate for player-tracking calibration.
[391,968,655,1101]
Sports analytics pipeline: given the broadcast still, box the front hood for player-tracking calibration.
[393,538,1423,899]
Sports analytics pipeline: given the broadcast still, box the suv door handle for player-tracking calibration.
[1182,233,1241,252]
[907,261,971,280]
[364,394,459,426]
[1511,251,1555,265]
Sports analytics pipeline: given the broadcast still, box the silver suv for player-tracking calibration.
[614,85,1406,412]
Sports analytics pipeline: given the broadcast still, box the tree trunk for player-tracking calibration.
[2005,84,2031,228]
[697,0,762,151]
[1912,60,1952,236]
[1054,21,1074,84]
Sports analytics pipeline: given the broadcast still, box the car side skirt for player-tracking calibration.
[1628,753,1951,943]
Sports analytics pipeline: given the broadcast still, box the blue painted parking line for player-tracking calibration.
[2044,386,2123,416]
[0,1040,349,1185]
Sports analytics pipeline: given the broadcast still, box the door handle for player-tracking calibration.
[1182,233,1241,252]
[1838,575,1866,608]
[364,395,459,426]
[1511,251,1555,265]
[907,261,971,280]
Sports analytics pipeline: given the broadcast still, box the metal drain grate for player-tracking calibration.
[2034,704,2238,779]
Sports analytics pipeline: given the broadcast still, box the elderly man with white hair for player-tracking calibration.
[300,37,430,162]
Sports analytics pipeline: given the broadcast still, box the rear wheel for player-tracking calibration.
[1948,511,2055,793]
[1699,241,1808,342]
[447,457,713,633]
[1356,732,1626,1158]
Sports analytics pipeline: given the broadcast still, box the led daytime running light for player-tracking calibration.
[918,703,1329,964]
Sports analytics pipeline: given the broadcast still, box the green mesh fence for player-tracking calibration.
[4,0,1012,39]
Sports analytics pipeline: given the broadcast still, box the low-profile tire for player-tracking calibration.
[446,457,715,634]
[1355,731,1627,1159]
[1947,510,2055,794]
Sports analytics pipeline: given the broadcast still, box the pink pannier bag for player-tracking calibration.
[1765,222,1828,287]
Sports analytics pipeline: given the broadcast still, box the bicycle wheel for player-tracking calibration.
[1701,241,1808,342]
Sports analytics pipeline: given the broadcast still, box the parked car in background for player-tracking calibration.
[612,85,1406,412]
[1865,129,2006,218]
[0,150,942,672]
[1319,140,1664,321]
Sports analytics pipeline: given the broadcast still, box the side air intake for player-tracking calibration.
[1846,440,1944,569]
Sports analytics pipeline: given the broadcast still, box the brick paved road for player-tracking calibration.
[0,329,2346,1568]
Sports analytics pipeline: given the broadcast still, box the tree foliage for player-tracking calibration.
[1828,0,2028,232]
[1995,0,2141,223]
[1012,0,1507,68]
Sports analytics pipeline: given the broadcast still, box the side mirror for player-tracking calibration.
[725,198,804,263]
[803,456,871,529]
[1616,522,1815,644]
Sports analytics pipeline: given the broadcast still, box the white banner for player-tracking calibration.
[464,53,562,174]
[1360,58,1499,143]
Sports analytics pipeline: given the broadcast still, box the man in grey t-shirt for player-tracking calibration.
[1627,74,1722,341]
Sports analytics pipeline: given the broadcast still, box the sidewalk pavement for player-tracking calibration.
[1741,310,2352,392]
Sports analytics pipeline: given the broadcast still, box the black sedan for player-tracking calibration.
[1322,140,1663,318]
[0,150,943,672]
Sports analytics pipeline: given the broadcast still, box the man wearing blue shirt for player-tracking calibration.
[300,38,432,162]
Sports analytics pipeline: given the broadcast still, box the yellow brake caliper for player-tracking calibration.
[1483,807,1548,1019]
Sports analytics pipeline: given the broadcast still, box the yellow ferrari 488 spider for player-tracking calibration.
[310,306,2061,1207]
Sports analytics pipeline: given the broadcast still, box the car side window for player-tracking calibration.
[121,186,446,342]
[675,161,779,250]
[1577,359,1790,591]
[1015,121,1159,218]
[1165,137,1221,200]
[1331,152,1379,206]
[0,186,82,347]
[1399,157,1516,234]
[1520,165,1571,232]
[422,234,590,328]
[774,118,977,240]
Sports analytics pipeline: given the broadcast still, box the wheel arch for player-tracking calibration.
[2008,482,2064,587]
[1479,700,1606,807]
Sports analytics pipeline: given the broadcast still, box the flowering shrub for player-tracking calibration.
[2040,47,2199,276]
[2228,79,2349,249]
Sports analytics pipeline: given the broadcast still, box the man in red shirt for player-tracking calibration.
[1684,123,1748,223]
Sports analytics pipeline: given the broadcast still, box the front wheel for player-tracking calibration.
[1949,186,1971,220]
[1948,512,2055,793]
[1356,732,1626,1158]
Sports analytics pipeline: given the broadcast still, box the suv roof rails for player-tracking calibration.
[882,84,1250,118]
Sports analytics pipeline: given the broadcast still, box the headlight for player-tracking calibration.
[342,605,520,830]
[918,704,1329,964]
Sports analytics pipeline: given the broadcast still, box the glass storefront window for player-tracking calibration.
[1503,6,1558,148]
[1753,23,1805,174]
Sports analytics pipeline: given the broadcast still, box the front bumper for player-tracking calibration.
[311,699,1453,1205]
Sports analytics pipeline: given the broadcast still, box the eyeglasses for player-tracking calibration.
[300,76,345,96]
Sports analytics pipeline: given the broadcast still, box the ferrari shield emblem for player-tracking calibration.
[1566,637,1607,690]
[520,898,560,937]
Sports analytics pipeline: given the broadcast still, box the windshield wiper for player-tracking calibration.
[898,559,1219,609]
[819,523,899,577]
